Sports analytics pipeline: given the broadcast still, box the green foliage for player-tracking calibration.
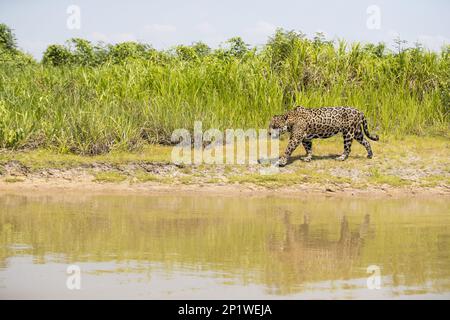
[42,38,154,66]
[0,23,35,65]
[0,23,17,52]
[108,42,151,63]
[224,37,249,58]
[266,29,306,69]
[42,44,72,66]
[191,41,211,57]
[174,42,211,61]
[175,45,199,61]
[0,101,25,148]
[68,38,95,66]
[0,24,449,154]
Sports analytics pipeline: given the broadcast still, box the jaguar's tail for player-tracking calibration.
[361,116,379,141]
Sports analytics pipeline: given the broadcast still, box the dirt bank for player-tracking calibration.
[0,161,448,199]
[1,137,448,198]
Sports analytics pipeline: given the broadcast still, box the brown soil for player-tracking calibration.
[0,161,448,198]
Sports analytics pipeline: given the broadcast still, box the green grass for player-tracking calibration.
[93,172,127,183]
[133,170,175,184]
[205,178,222,184]
[134,170,160,183]
[368,168,411,187]
[179,176,194,184]
[0,29,448,155]
[419,175,450,188]
[228,168,352,187]
[0,145,172,170]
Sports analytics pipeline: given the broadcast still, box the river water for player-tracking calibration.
[0,192,449,299]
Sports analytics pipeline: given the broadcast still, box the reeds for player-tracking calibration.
[0,27,448,154]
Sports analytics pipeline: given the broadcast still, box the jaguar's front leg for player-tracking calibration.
[277,135,302,167]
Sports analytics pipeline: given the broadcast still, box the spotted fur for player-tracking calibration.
[269,106,379,166]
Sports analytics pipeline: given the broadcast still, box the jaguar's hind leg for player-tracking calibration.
[354,130,373,159]
[336,131,353,161]
[302,140,313,162]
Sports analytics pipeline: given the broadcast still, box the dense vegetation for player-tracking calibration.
[0,24,448,154]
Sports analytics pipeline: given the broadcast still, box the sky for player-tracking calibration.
[1,0,449,59]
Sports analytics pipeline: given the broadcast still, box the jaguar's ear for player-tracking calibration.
[283,114,288,121]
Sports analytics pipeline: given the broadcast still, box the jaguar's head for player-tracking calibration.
[268,114,288,138]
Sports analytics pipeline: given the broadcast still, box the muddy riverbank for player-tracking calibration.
[1,136,448,198]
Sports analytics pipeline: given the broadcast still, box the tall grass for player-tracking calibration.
[0,27,448,154]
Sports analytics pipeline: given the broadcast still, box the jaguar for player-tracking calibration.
[268,106,379,166]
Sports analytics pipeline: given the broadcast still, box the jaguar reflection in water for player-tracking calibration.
[0,192,449,299]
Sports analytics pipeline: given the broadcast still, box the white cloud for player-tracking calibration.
[417,35,449,51]
[114,33,137,42]
[90,32,136,43]
[385,30,449,51]
[314,29,328,37]
[245,21,277,38]
[19,39,48,59]
[387,29,400,40]
[141,24,178,48]
[195,22,216,34]
[144,24,177,34]
[91,32,108,42]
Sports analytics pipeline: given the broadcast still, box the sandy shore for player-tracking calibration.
[1,175,448,199]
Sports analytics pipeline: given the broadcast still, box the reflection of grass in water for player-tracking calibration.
[0,194,449,296]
